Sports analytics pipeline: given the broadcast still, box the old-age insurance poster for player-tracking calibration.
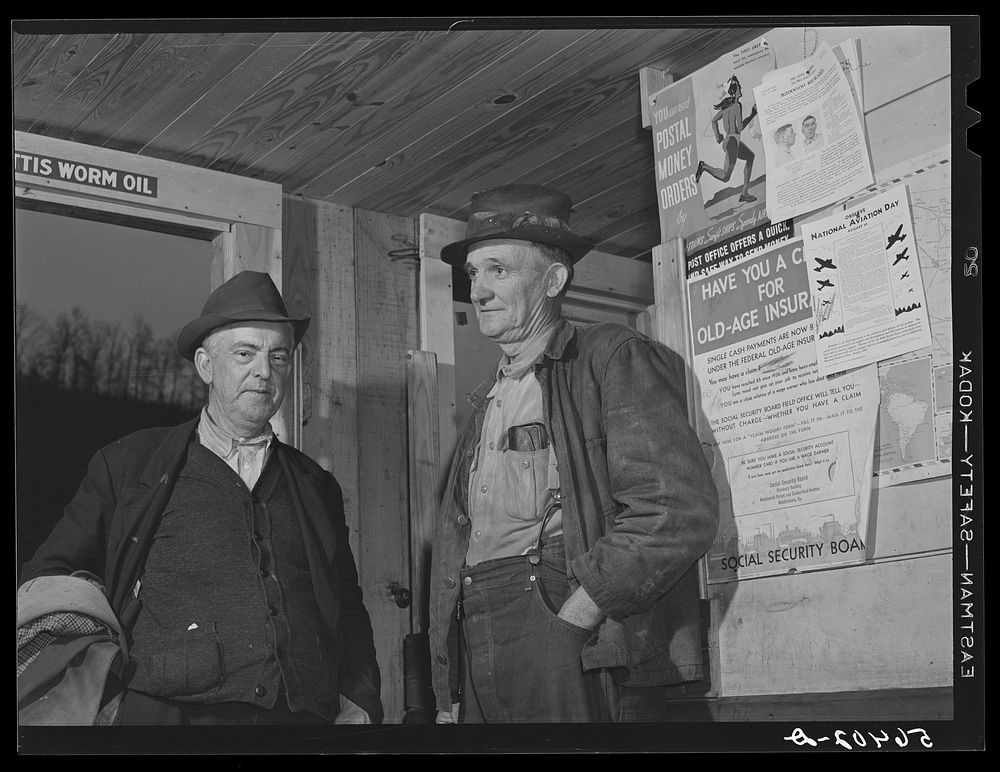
[688,237,880,582]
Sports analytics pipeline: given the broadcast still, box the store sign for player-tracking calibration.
[14,150,158,197]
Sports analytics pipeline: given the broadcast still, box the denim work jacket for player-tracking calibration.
[429,320,719,711]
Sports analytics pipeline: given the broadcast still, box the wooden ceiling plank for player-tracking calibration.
[213,29,458,175]
[586,200,660,245]
[60,33,250,144]
[14,33,118,129]
[419,29,763,215]
[549,152,654,217]
[139,31,332,157]
[99,32,275,153]
[340,28,682,214]
[569,171,657,245]
[168,30,381,169]
[320,28,644,208]
[438,116,643,217]
[258,30,548,192]
[289,29,586,199]
[444,118,648,219]
[174,31,435,176]
[12,32,63,85]
[22,33,185,139]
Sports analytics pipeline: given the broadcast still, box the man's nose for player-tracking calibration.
[469,275,493,303]
[252,353,271,378]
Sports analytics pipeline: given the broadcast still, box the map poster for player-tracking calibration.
[839,148,954,486]
[649,34,773,244]
[687,238,880,582]
[801,183,933,377]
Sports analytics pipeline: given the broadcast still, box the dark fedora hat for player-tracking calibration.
[176,271,310,361]
[440,184,592,266]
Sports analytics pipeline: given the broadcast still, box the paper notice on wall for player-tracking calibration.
[649,35,774,245]
[753,42,874,223]
[687,237,879,582]
[801,183,932,378]
[836,147,953,487]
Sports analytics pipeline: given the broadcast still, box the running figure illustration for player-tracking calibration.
[695,75,758,203]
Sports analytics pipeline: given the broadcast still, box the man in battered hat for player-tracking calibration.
[429,186,718,723]
[20,271,382,725]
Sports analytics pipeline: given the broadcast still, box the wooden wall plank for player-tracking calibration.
[354,207,419,723]
[99,32,273,152]
[870,477,951,559]
[406,350,440,634]
[866,76,951,174]
[280,196,361,558]
[258,30,539,193]
[139,32,330,157]
[654,686,953,722]
[295,30,586,201]
[712,554,952,695]
[418,214,461,493]
[170,31,381,170]
[571,249,654,306]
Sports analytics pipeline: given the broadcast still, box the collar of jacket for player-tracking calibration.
[464,319,578,409]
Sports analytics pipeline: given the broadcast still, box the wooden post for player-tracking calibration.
[354,207,418,723]
[281,196,361,554]
[639,67,674,129]
[406,350,440,634]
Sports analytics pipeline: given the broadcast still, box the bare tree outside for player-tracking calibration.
[15,303,207,409]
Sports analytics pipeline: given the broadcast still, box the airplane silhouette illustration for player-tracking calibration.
[813,257,837,272]
[886,224,906,249]
[901,271,910,279]
[817,279,834,289]
[892,247,910,266]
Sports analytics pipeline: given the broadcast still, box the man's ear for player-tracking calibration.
[544,263,570,298]
[193,347,213,385]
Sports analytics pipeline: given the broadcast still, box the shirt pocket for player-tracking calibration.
[501,448,551,521]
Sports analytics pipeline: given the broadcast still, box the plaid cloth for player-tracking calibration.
[17,612,117,677]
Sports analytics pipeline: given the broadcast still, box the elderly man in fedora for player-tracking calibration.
[19,271,382,726]
[429,185,719,723]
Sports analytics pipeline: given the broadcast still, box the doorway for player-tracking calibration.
[15,208,214,568]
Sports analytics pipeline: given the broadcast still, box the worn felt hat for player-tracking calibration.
[176,271,310,361]
[440,184,592,265]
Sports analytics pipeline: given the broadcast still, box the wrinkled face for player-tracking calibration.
[802,117,817,140]
[464,239,564,348]
[195,321,294,437]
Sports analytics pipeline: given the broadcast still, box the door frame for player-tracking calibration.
[13,130,295,440]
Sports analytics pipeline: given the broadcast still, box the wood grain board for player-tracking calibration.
[712,553,952,695]
[353,207,419,723]
[12,24,777,264]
